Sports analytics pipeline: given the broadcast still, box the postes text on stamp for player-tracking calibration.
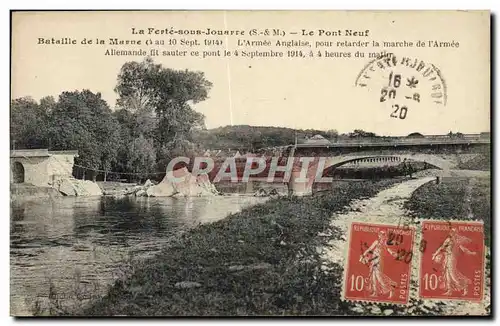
[344,222,415,305]
[419,220,485,302]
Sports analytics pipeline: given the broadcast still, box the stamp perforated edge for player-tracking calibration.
[340,220,416,307]
[414,219,487,304]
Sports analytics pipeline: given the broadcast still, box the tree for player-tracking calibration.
[114,57,161,113]
[115,58,211,145]
[127,135,157,181]
[115,58,212,170]
[348,129,378,138]
[48,90,121,180]
[407,132,425,138]
[448,131,464,139]
[10,97,50,149]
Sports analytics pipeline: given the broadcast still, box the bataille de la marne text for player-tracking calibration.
[37,26,460,48]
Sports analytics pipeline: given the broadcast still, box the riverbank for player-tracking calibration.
[403,175,491,316]
[81,179,400,316]
[404,175,491,246]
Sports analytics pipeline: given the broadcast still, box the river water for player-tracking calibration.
[10,195,267,316]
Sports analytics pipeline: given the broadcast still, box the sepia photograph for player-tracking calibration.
[9,10,491,317]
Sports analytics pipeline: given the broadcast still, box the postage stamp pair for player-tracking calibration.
[343,220,485,305]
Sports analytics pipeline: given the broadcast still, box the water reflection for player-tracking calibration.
[10,195,266,316]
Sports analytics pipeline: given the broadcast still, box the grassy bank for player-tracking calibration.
[81,179,399,316]
[404,176,491,246]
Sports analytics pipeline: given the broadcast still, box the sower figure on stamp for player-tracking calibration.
[359,231,398,298]
[432,228,477,296]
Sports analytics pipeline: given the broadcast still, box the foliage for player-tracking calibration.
[347,129,378,138]
[126,135,157,177]
[11,57,213,180]
[114,57,212,176]
[48,90,121,177]
[447,131,464,138]
[192,125,339,151]
[10,57,389,179]
[115,57,210,145]
[457,152,490,171]
[10,96,52,149]
[404,177,491,246]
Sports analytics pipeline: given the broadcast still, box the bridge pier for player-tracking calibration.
[246,180,254,194]
[287,170,313,196]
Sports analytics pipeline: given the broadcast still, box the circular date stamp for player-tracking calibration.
[354,52,447,121]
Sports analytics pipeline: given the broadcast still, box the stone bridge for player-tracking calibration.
[285,136,489,195]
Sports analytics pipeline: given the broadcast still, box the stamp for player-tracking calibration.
[419,220,485,302]
[354,52,447,121]
[343,222,416,305]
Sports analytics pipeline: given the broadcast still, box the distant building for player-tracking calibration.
[407,132,425,138]
[303,134,331,145]
[10,149,78,187]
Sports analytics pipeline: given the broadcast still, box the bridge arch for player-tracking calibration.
[322,154,453,172]
[12,161,25,183]
[287,153,454,196]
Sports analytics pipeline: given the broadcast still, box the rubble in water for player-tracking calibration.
[135,167,219,197]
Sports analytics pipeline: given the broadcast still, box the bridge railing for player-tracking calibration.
[299,134,490,147]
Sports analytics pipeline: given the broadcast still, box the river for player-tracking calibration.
[10,195,267,316]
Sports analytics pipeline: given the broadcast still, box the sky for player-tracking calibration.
[11,11,490,136]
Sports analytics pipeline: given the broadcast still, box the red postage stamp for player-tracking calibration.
[343,222,415,304]
[419,220,485,302]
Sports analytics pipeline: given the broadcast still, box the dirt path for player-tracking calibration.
[321,177,490,316]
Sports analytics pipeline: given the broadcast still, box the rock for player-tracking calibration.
[249,262,272,270]
[135,189,146,197]
[174,281,202,289]
[350,306,364,313]
[371,306,382,314]
[144,179,153,187]
[229,263,272,272]
[57,179,77,196]
[196,174,219,195]
[420,307,429,313]
[146,181,176,197]
[383,309,394,315]
[146,168,217,197]
[228,265,245,272]
[56,178,102,196]
[254,189,268,197]
[424,302,436,310]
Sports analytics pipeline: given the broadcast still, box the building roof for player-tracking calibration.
[303,134,331,145]
[10,149,79,158]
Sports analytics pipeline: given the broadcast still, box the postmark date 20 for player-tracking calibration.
[379,71,421,120]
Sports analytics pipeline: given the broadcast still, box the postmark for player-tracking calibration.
[343,221,415,305]
[418,220,485,302]
[354,52,447,121]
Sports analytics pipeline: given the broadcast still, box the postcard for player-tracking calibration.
[10,10,490,317]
